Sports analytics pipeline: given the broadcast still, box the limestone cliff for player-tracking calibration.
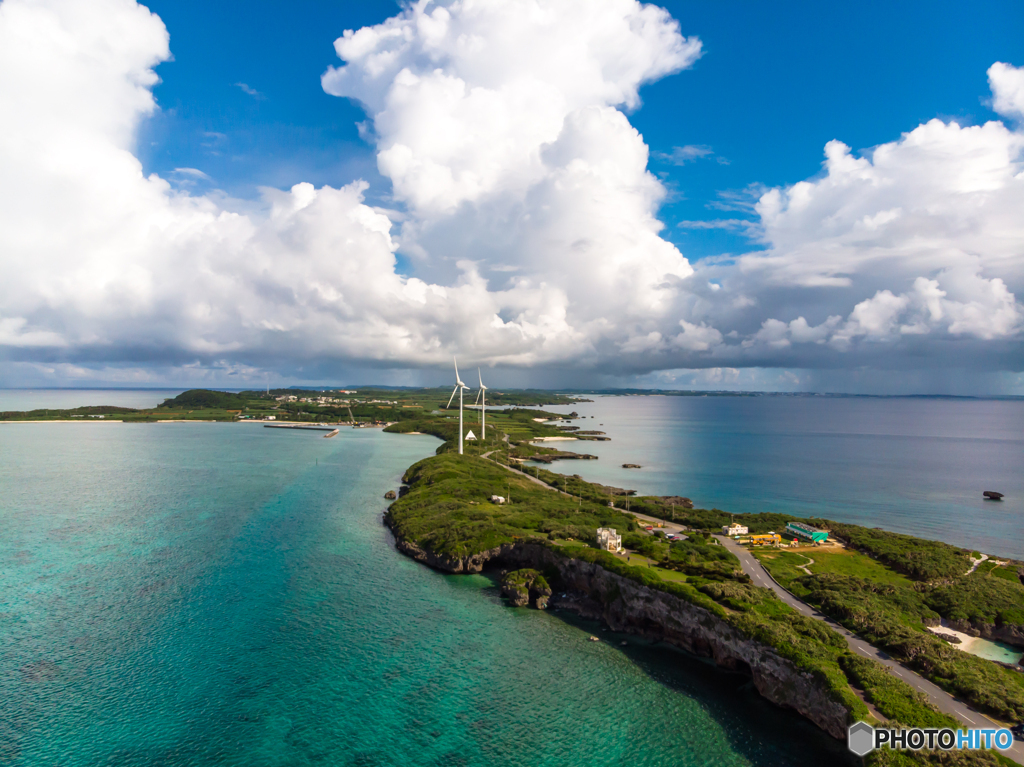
[384,518,851,739]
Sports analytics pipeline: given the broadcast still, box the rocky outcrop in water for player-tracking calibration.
[983,491,1004,500]
[384,523,851,740]
[500,569,552,609]
[384,490,397,500]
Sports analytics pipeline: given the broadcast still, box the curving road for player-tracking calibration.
[714,535,1024,765]
[480,449,1023,762]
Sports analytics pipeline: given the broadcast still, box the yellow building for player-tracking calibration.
[749,533,781,546]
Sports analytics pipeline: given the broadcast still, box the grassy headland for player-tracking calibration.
[8,388,1022,763]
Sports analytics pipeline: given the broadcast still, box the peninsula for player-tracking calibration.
[6,389,1024,765]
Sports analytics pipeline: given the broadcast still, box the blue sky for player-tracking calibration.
[2,0,1023,393]
[140,0,1024,261]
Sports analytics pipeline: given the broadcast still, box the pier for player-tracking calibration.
[263,423,338,432]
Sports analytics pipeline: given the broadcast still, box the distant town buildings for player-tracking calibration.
[722,523,748,536]
[597,527,622,552]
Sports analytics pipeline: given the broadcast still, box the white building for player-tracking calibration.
[490,495,506,504]
[597,528,622,553]
[722,523,748,536]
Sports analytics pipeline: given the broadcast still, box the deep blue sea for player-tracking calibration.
[0,414,847,767]
[530,395,1024,561]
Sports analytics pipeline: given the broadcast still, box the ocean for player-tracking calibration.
[0,416,846,766]
[526,395,1024,561]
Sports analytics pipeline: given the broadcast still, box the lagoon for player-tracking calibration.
[0,420,846,766]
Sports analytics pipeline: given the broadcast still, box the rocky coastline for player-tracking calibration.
[384,517,851,740]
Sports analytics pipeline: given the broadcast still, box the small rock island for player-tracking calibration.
[500,569,553,609]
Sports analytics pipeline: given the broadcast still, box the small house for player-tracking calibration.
[596,528,622,553]
[722,523,748,536]
[490,495,506,504]
[749,533,781,546]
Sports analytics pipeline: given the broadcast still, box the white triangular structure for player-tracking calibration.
[465,430,477,441]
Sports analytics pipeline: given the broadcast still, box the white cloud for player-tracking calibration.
[990,61,1024,123]
[0,0,1021,389]
[234,82,264,99]
[0,0,706,379]
[701,67,1024,371]
[654,144,714,164]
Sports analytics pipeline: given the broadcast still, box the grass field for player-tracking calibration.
[755,547,914,589]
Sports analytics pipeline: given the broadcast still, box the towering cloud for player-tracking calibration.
[716,65,1024,369]
[0,0,1021,387]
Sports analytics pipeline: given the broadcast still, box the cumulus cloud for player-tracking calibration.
[0,0,1022,388]
[702,70,1024,371]
[989,62,1024,123]
[0,0,707,380]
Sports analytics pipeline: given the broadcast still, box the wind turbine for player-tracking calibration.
[475,368,488,440]
[446,357,469,454]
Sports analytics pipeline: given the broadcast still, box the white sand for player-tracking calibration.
[927,625,1023,664]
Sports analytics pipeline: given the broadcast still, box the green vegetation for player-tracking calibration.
[824,522,973,581]
[12,385,1023,753]
[387,453,620,557]
[158,389,251,409]
[385,403,1024,733]
[387,450,874,725]
[841,654,958,729]
[925,575,1024,626]
[754,557,1024,722]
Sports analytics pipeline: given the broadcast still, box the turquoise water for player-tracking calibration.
[0,422,847,766]
[529,396,1024,560]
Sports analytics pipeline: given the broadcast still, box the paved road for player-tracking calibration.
[480,451,1023,761]
[715,535,1024,764]
[622,509,689,539]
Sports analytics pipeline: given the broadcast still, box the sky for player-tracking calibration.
[1,0,1023,393]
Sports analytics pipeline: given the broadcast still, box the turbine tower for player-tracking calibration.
[446,357,469,454]
[475,368,488,439]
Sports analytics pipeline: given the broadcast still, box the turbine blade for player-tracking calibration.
[446,385,458,409]
[453,356,460,383]
[478,367,483,387]
[475,388,481,405]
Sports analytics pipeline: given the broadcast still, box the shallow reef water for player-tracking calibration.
[0,421,848,766]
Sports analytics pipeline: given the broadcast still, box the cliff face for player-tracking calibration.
[946,618,1024,650]
[386,525,850,739]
